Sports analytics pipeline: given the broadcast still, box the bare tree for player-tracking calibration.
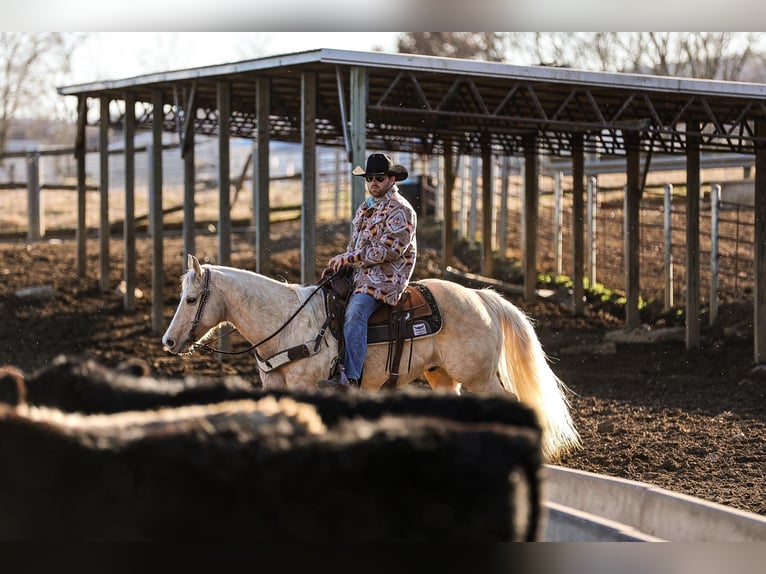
[0,32,85,156]
[506,32,765,81]
[397,33,507,62]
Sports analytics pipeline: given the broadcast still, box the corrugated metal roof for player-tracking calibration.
[57,48,766,156]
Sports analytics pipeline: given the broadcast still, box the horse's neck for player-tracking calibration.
[215,267,313,348]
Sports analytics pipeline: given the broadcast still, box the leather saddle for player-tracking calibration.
[321,272,442,389]
[366,283,442,345]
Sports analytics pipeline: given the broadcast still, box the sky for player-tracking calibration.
[17,0,766,87]
[68,32,402,85]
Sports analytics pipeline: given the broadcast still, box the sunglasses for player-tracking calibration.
[365,175,389,183]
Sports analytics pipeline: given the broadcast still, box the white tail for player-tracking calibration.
[477,289,581,460]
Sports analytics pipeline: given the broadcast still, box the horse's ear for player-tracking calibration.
[187,254,202,277]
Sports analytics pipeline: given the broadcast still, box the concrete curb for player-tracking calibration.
[542,464,766,542]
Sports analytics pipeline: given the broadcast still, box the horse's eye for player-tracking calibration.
[186,296,197,304]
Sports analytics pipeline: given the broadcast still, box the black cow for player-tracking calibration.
[0,357,543,541]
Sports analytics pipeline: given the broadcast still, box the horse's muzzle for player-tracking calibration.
[162,336,190,355]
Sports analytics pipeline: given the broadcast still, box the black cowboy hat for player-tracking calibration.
[352,153,408,181]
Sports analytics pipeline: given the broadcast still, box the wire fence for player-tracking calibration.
[0,144,756,310]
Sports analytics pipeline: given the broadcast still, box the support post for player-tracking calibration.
[481,142,493,277]
[587,176,598,288]
[664,183,674,311]
[754,118,766,363]
[99,96,110,292]
[572,134,585,315]
[710,183,721,325]
[523,133,538,305]
[124,93,136,311]
[553,171,563,276]
[349,67,367,216]
[624,133,641,329]
[498,156,510,256]
[150,89,164,334]
[469,155,478,246]
[442,141,455,270]
[75,96,87,277]
[301,71,317,283]
[217,81,231,267]
[182,97,196,270]
[685,121,701,349]
[254,78,271,275]
[26,150,42,241]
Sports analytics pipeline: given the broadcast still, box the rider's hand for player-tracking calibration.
[327,255,345,272]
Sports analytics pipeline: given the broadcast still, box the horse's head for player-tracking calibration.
[162,254,224,355]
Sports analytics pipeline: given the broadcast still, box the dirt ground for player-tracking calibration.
[1,219,764,517]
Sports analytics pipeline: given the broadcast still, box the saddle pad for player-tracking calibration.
[367,283,443,346]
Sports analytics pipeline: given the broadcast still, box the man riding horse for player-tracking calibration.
[317,153,418,391]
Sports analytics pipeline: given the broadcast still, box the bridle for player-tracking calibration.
[185,265,338,371]
[187,267,212,344]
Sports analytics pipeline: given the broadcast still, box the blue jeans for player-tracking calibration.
[343,292,383,381]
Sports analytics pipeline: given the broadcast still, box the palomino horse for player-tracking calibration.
[162,254,580,459]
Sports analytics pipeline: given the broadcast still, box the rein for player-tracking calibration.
[189,267,338,370]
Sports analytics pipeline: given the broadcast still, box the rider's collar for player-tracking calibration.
[365,186,396,209]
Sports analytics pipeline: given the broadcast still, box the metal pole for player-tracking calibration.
[625,134,641,329]
[499,156,510,256]
[469,155,478,246]
[150,89,164,335]
[481,143,493,276]
[685,121,701,349]
[26,150,42,241]
[182,114,196,271]
[571,135,585,315]
[75,96,87,277]
[349,66,367,215]
[98,96,110,293]
[523,134,539,306]
[334,148,341,220]
[124,94,136,312]
[433,154,443,222]
[664,183,674,310]
[553,171,563,276]
[458,155,467,238]
[442,141,455,270]
[754,119,766,363]
[301,71,317,283]
[217,81,231,267]
[587,176,597,287]
[710,183,721,325]
[254,77,271,276]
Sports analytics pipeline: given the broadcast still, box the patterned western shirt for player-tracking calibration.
[337,186,417,306]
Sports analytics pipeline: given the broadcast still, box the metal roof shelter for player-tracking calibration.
[58,48,766,363]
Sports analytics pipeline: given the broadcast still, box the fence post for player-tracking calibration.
[26,150,43,240]
[147,143,155,237]
[432,154,442,222]
[664,183,674,310]
[710,183,721,325]
[458,155,467,239]
[498,156,510,256]
[334,148,341,220]
[587,176,598,286]
[553,171,563,275]
[469,154,479,246]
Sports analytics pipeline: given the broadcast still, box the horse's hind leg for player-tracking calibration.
[422,367,461,394]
